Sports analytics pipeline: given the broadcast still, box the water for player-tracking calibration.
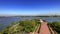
[0,16,60,32]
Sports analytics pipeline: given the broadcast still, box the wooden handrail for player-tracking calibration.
[48,25,56,34]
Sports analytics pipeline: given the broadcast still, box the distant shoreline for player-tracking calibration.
[0,15,60,17]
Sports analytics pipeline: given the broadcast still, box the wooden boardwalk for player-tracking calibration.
[39,22,51,34]
[31,19,55,34]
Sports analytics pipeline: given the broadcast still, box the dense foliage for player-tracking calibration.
[48,22,60,34]
[0,19,39,34]
[18,19,38,32]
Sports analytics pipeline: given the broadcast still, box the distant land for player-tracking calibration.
[0,14,60,17]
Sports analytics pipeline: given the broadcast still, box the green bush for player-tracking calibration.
[1,26,11,34]
[1,19,39,34]
[18,20,38,32]
[48,22,60,34]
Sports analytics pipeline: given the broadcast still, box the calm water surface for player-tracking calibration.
[0,17,60,32]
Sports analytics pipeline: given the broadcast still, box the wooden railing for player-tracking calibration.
[48,25,57,34]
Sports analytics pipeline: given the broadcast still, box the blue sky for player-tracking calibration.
[0,0,60,15]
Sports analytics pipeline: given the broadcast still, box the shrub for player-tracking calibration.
[18,20,38,32]
[1,19,39,34]
[48,22,60,34]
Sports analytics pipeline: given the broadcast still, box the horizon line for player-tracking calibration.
[0,14,60,16]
